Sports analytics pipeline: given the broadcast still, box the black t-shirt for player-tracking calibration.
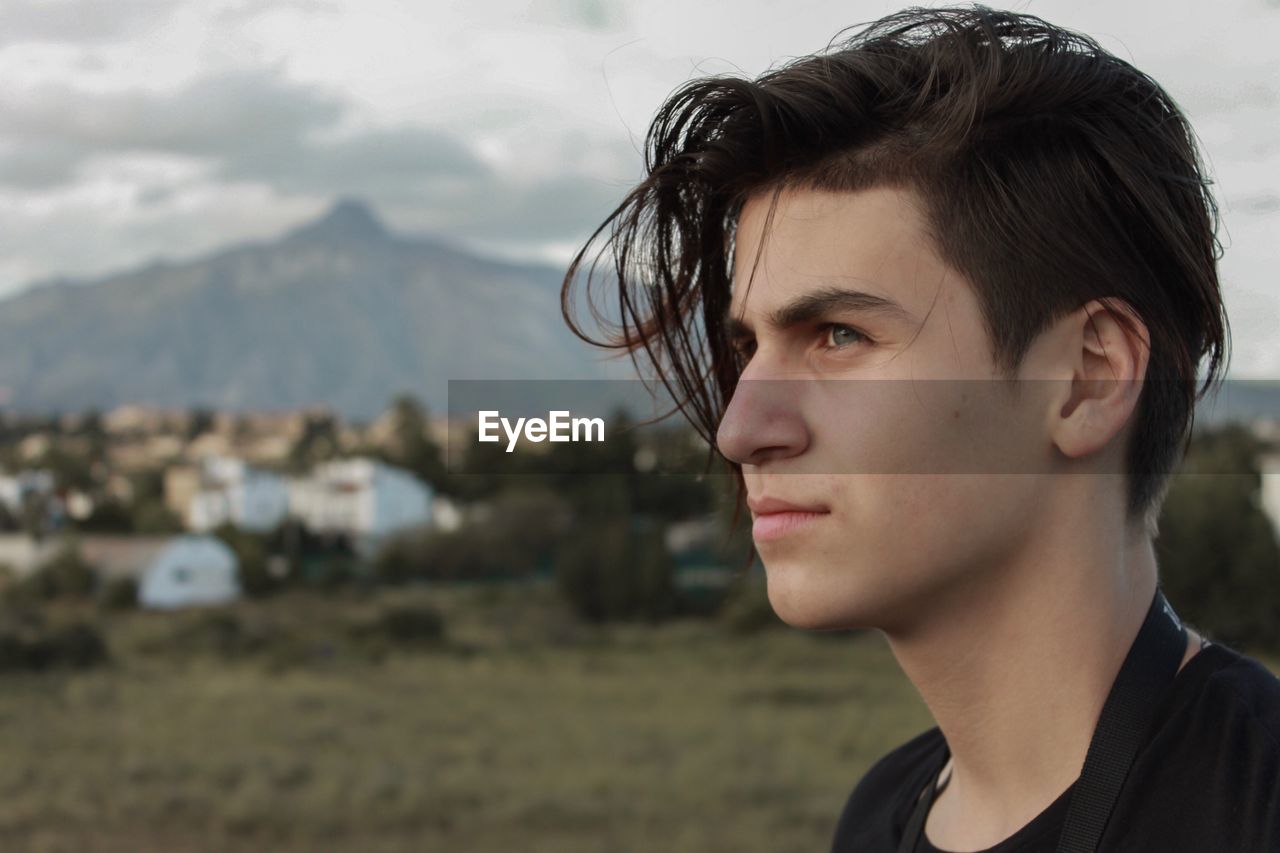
[829,640,1280,852]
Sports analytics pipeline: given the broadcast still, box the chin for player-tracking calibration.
[763,564,867,631]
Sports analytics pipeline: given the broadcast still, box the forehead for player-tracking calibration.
[729,184,953,320]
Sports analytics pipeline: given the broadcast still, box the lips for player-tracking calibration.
[748,496,829,515]
[748,495,831,543]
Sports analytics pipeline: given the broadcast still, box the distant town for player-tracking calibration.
[2,393,1280,615]
[0,393,743,613]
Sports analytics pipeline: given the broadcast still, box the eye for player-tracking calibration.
[730,338,756,365]
[822,323,869,349]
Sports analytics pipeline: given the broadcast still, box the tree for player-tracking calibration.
[285,410,341,474]
[11,540,97,601]
[133,501,183,534]
[1155,423,1280,652]
[186,407,216,441]
[554,515,677,623]
[369,486,572,583]
[78,496,134,532]
[211,522,276,597]
[384,393,447,488]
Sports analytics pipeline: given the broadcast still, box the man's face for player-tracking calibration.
[718,185,1055,633]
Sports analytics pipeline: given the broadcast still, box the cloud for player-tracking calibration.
[0,0,347,46]
[0,69,342,170]
[446,172,634,243]
[521,0,627,31]
[0,67,487,196]
[0,139,88,188]
[0,51,633,248]
[211,0,342,26]
[0,0,1272,378]
[228,124,488,199]
[0,0,179,47]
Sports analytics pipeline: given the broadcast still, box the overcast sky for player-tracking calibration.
[0,0,1276,376]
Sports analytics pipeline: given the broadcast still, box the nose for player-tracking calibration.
[715,371,812,467]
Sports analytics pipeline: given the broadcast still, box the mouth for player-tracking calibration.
[747,496,831,543]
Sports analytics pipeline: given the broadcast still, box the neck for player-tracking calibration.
[881,515,1159,831]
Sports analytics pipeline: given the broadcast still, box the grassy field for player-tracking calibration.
[0,583,1274,853]
[0,583,934,853]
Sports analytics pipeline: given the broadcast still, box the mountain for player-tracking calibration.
[0,198,630,420]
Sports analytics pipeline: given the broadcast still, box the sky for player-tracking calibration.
[0,0,1276,376]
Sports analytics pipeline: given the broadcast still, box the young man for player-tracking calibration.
[562,5,1280,851]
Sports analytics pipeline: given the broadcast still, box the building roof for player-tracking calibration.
[79,534,182,580]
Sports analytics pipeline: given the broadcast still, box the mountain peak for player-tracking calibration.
[288,198,389,244]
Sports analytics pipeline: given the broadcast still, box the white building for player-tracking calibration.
[1259,448,1280,543]
[0,469,56,515]
[188,455,290,533]
[137,534,240,609]
[0,469,66,532]
[0,533,242,611]
[288,457,432,554]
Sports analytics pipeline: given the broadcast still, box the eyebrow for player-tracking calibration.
[723,285,916,340]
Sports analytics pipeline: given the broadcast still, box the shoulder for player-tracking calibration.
[1106,642,1280,850]
[1200,643,1280,742]
[829,726,946,852]
[1149,640,1280,774]
[1170,641,1280,754]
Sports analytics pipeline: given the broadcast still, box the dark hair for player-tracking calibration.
[561,3,1230,538]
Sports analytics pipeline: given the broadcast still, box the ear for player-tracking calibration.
[1050,297,1150,462]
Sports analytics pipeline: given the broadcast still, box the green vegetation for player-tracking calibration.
[554,517,678,623]
[0,583,1267,852]
[0,406,1278,850]
[371,486,571,585]
[0,616,108,673]
[1157,423,1280,649]
[210,522,278,598]
[4,540,98,605]
[0,585,927,853]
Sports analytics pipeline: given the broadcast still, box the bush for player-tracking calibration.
[0,619,109,672]
[98,576,138,611]
[169,608,251,659]
[78,496,134,532]
[212,524,277,598]
[151,606,335,670]
[373,602,446,645]
[132,500,184,534]
[371,488,572,584]
[1156,424,1280,653]
[7,542,98,603]
[46,621,110,668]
[165,608,307,666]
[369,528,431,585]
[347,601,447,659]
[554,518,677,623]
[307,555,360,592]
[236,554,277,597]
[370,526,514,585]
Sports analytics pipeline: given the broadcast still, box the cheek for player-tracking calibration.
[826,474,963,547]
[811,377,1038,476]
[829,472,1042,577]
[794,381,1047,573]
[808,381,969,477]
